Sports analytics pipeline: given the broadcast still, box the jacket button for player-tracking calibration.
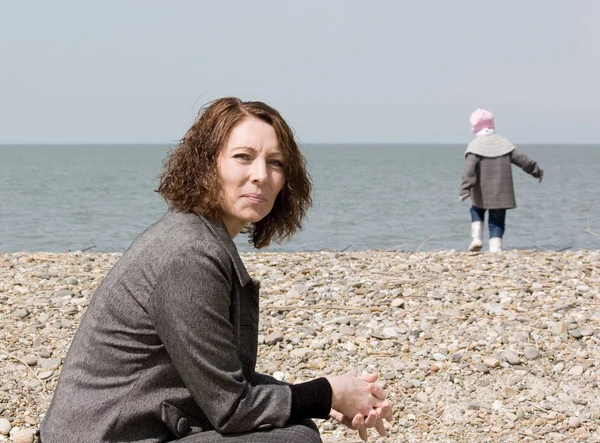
[177,417,190,435]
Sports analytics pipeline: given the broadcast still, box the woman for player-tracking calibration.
[40,97,392,442]
[460,108,544,252]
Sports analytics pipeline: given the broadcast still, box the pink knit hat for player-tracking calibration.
[470,109,495,134]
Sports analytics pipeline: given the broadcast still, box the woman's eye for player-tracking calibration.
[234,153,251,161]
[268,159,284,168]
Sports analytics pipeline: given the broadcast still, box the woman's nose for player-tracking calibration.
[250,160,268,183]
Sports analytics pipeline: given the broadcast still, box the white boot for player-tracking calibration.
[468,221,484,251]
[489,237,503,252]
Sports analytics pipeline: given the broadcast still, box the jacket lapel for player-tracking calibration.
[197,215,252,287]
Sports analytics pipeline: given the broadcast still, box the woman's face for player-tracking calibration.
[218,116,286,238]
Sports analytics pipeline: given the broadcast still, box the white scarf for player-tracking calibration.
[475,128,495,136]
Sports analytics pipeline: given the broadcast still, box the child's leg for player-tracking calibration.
[470,206,485,223]
[488,209,506,238]
[468,206,485,251]
[488,209,507,251]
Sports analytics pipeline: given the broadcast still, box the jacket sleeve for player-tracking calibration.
[252,372,289,386]
[147,241,292,433]
[510,150,543,178]
[460,154,479,197]
[251,372,332,421]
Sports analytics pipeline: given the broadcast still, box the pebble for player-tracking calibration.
[523,346,540,360]
[41,359,62,369]
[474,363,490,373]
[10,428,35,443]
[483,357,500,368]
[539,401,553,410]
[38,370,54,380]
[569,366,584,376]
[1,249,599,442]
[571,329,583,339]
[416,392,428,403]
[516,408,524,420]
[0,418,11,435]
[263,332,283,345]
[502,350,521,365]
[13,309,30,319]
[310,339,324,349]
[391,299,404,308]
[345,342,357,355]
[558,392,571,403]
[22,357,37,366]
[290,348,312,359]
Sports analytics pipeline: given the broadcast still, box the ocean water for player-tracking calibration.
[1,144,599,253]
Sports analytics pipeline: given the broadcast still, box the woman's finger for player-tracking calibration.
[360,372,379,383]
[352,414,364,429]
[369,382,387,400]
[341,416,355,429]
[364,409,378,428]
[373,403,392,422]
[358,425,368,442]
[330,409,359,429]
[374,418,388,437]
[341,414,360,430]
[378,400,393,421]
[329,408,343,422]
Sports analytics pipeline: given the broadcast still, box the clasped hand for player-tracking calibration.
[326,372,393,441]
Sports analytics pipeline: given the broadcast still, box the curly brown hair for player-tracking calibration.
[157,97,312,249]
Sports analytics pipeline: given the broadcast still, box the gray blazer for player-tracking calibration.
[460,150,543,209]
[40,210,292,442]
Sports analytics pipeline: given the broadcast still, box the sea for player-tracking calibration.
[1,144,599,253]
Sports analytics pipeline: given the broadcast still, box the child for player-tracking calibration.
[460,109,544,252]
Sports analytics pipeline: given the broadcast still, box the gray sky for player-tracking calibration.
[1,0,598,144]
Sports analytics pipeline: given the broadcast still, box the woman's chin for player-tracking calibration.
[243,212,269,225]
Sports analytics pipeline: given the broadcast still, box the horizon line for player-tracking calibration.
[2,141,600,146]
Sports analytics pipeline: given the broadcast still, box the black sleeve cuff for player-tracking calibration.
[289,377,332,420]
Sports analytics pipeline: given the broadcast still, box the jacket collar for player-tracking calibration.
[197,215,252,287]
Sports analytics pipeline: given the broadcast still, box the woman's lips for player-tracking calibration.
[243,194,266,203]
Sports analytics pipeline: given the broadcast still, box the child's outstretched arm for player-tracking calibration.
[459,154,479,200]
[510,150,544,182]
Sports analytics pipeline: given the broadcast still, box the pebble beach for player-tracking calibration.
[1,249,599,443]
